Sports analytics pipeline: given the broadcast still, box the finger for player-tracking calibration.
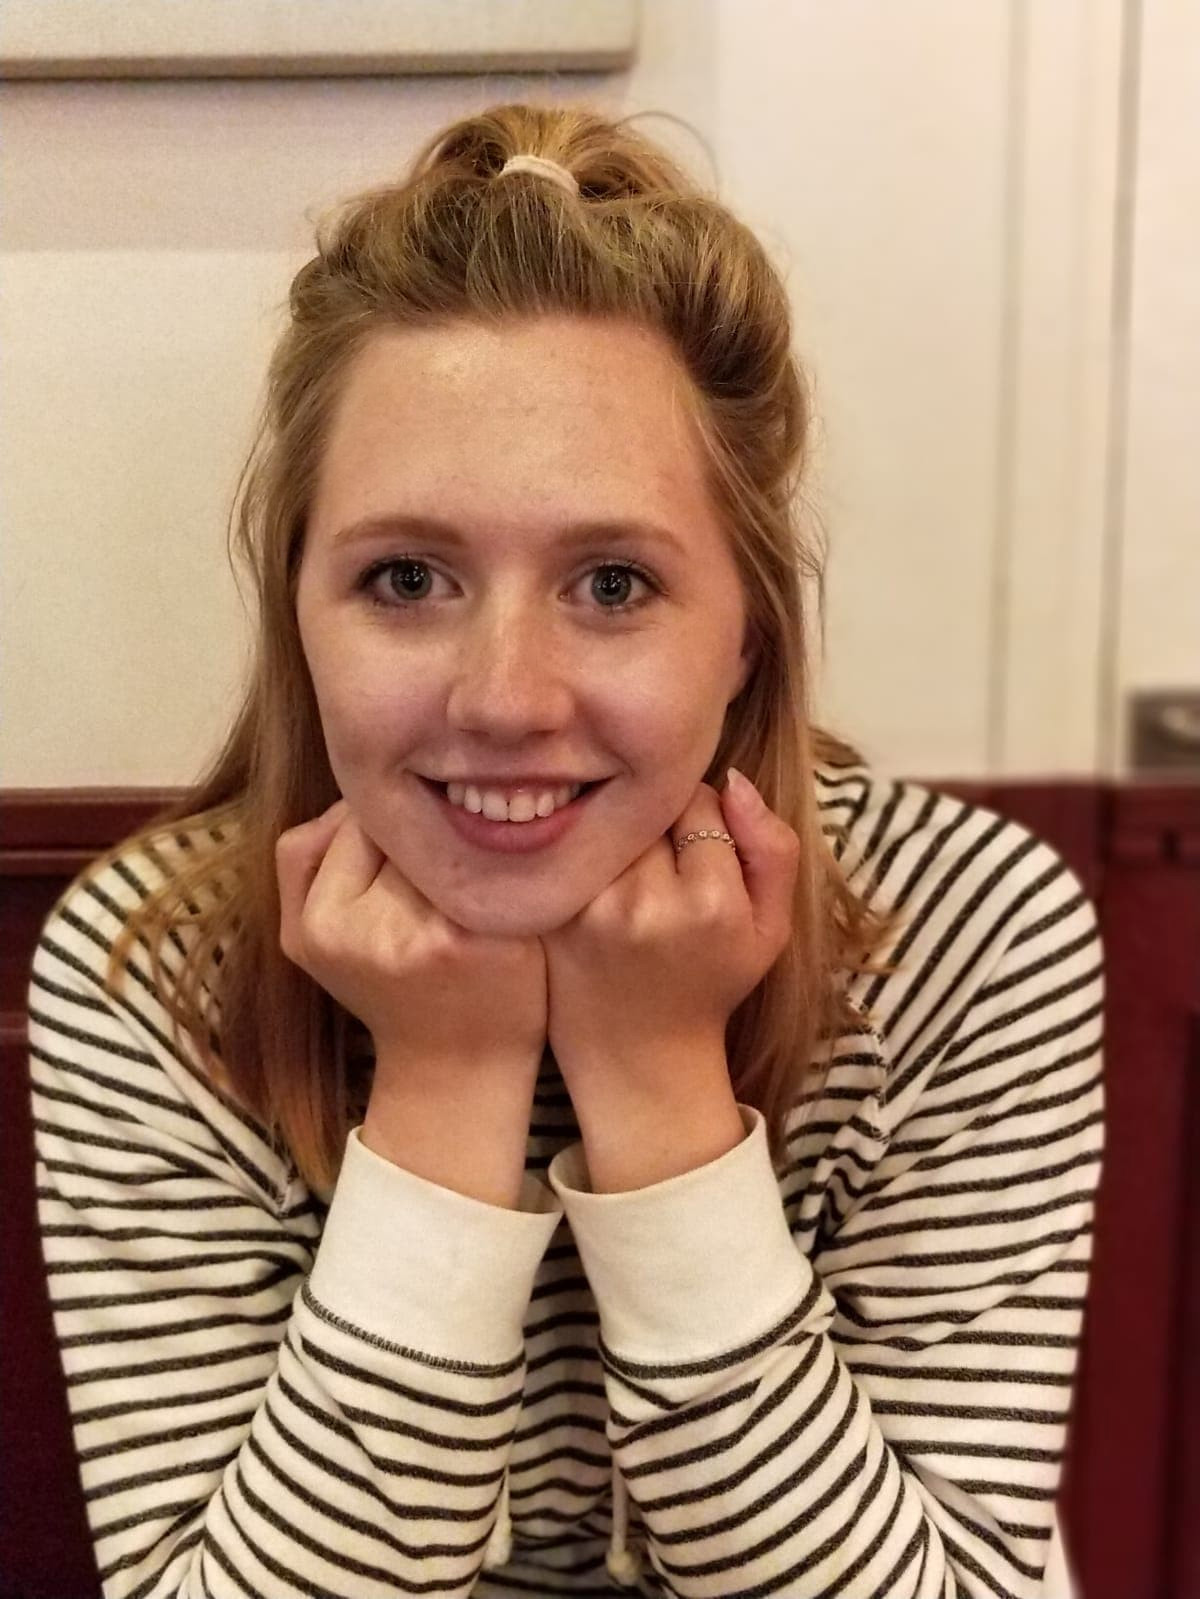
[276,800,350,947]
[305,812,388,919]
[376,852,438,910]
[716,771,801,943]
[671,782,743,881]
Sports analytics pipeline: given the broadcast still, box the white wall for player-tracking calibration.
[1112,0,1200,765]
[716,0,1019,775]
[4,0,1181,788]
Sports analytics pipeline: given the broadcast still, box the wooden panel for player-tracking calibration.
[1068,784,1200,1599]
[4,856,102,1017]
[1169,1009,1200,1598]
[937,778,1103,899]
[1,791,178,1021]
[0,788,179,847]
[0,792,176,1599]
[1,1023,101,1598]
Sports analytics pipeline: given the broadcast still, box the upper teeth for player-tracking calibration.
[446,781,583,822]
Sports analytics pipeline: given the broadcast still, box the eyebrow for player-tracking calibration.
[330,513,688,559]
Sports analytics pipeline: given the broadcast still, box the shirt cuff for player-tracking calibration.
[309,1125,564,1364]
[546,1103,811,1360]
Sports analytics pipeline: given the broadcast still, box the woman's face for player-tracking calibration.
[296,314,756,938]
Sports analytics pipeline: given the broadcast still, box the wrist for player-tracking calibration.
[361,1051,541,1210]
[564,1048,744,1193]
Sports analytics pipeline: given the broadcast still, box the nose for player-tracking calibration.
[444,603,574,738]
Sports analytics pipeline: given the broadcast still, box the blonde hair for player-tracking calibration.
[106,103,896,1191]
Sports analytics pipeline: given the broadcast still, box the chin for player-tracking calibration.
[438,891,578,940]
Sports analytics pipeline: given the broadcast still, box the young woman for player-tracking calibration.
[29,104,1102,1598]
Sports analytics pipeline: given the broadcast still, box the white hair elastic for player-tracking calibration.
[498,153,580,198]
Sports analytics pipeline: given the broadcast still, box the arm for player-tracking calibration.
[29,854,561,1598]
[547,843,1103,1598]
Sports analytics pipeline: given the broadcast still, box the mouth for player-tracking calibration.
[417,776,607,803]
[416,774,611,852]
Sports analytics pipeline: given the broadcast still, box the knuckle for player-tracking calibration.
[378,925,414,975]
[694,887,727,924]
[422,926,455,967]
[279,923,307,969]
[296,914,336,969]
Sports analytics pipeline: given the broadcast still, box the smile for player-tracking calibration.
[417,775,609,854]
[445,779,586,820]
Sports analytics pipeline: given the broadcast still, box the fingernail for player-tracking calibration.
[726,767,759,802]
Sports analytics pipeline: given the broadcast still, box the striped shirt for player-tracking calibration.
[28,761,1104,1598]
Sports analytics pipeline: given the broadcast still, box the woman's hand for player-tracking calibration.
[276,801,549,1076]
[540,772,800,1118]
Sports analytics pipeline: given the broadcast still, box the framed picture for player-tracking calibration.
[0,0,638,79]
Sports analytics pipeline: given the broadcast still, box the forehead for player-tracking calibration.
[309,315,721,540]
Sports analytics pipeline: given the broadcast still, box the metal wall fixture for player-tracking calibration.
[1129,689,1200,776]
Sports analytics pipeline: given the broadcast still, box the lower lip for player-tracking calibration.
[419,778,608,853]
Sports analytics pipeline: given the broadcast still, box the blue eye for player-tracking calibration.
[357,557,661,616]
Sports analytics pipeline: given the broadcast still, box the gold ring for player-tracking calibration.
[674,829,737,855]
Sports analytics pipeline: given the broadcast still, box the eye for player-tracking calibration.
[357,556,662,616]
[585,561,660,612]
[369,558,439,604]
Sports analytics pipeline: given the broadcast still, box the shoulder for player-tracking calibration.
[29,816,297,1210]
[815,756,1096,934]
[813,758,1102,1077]
[32,817,239,1076]
[37,818,229,996]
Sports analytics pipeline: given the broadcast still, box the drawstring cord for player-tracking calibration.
[481,1459,645,1588]
[482,1468,512,1569]
[604,1457,645,1586]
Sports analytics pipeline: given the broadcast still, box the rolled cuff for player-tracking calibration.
[547,1104,811,1360]
[309,1126,564,1364]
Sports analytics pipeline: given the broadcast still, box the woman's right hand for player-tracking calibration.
[276,800,549,1080]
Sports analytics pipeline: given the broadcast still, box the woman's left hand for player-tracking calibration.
[541,772,801,1090]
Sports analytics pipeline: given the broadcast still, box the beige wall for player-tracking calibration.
[1114,0,1200,752]
[4,0,1185,788]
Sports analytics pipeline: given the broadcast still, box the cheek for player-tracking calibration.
[301,630,412,770]
[322,681,415,769]
[648,665,731,747]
